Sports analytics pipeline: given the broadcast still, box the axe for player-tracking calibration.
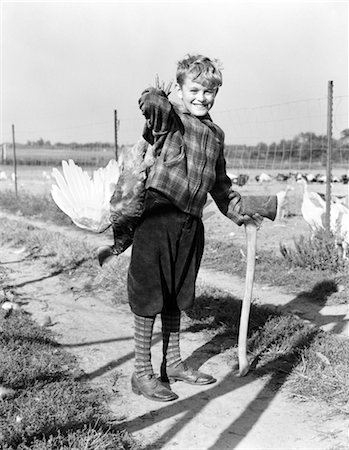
[237,195,277,376]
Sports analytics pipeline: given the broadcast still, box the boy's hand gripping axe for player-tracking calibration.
[237,196,277,376]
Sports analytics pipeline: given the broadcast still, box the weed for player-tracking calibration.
[285,331,349,412]
[16,424,137,450]
[248,313,317,368]
[280,229,345,272]
[0,310,73,390]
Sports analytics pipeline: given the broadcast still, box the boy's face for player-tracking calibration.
[176,76,218,117]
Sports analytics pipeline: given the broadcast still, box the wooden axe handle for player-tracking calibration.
[238,222,257,376]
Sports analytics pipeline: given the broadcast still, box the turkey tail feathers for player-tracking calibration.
[51,159,120,233]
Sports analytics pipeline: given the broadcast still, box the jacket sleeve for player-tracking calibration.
[210,147,244,226]
[139,87,173,146]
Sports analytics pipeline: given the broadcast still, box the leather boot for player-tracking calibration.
[131,373,178,402]
[161,362,216,385]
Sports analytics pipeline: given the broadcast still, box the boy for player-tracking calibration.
[129,54,263,402]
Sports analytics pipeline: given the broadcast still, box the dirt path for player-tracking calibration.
[0,215,348,449]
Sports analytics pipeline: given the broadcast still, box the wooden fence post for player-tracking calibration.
[114,109,118,161]
[325,81,333,234]
[11,124,18,197]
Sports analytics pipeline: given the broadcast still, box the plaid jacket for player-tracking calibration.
[139,87,242,223]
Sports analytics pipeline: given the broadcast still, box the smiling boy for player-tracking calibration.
[128,54,261,402]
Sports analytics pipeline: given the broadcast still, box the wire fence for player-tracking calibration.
[224,138,349,172]
[1,95,348,172]
[1,140,348,174]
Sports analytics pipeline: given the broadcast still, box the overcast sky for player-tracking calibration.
[1,0,348,146]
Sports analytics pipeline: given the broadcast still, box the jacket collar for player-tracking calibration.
[172,102,212,122]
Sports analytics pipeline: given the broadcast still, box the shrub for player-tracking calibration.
[280,229,346,272]
[285,331,349,410]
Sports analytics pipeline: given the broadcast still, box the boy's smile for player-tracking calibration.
[176,76,218,117]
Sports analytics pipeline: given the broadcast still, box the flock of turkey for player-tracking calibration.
[228,170,349,186]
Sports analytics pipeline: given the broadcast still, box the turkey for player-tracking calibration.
[51,138,156,264]
[330,200,349,259]
[297,176,326,233]
[256,172,272,183]
[275,185,294,222]
[297,177,349,258]
[51,138,216,265]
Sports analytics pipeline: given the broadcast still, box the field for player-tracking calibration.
[0,163,348,449]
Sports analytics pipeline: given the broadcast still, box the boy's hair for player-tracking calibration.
[176,54,223,89]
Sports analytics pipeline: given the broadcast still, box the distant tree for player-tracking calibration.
[340,129,349,140]
[256,142,268,150]
[256,142,268,159]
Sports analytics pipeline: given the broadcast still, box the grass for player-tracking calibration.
[285,331,349,410]
[0,308,138,449]
[0,189,71,226]
[185,285,349,413]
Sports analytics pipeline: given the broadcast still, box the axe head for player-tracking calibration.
[240,195,277,221]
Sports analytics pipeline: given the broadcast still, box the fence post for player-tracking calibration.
[325,81,333,234]
[264,144,270,170]
[1,144,7,164]
[308,133,313,170]
[247,146,252,169]
[288,140,293,170]
[280,141,285,170]
[11,124,18,197]
[271,143,277,171]
[114,109,118,161]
